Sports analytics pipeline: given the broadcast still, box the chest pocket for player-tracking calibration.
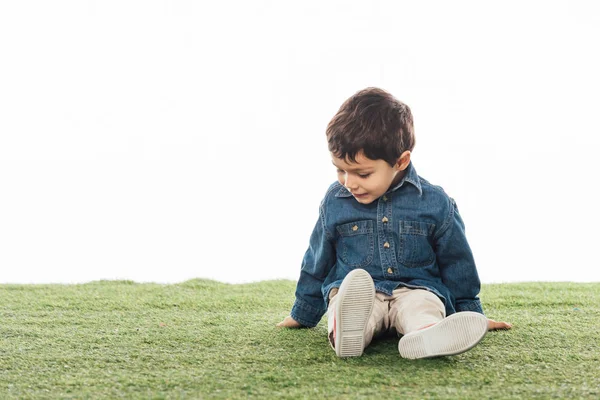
[336,220,374,268]
[398,220,436,268]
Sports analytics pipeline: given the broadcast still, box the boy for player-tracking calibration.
[277,87,511,359]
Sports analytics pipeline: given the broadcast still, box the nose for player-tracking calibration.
[344,174,358,191]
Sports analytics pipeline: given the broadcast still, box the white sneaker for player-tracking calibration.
[398,311,488,359]
[332,269,375,357]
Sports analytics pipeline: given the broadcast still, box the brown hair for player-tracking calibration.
[326,87,415,166]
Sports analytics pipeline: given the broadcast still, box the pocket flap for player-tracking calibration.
[336,220,374,236]
[399,221,435,236]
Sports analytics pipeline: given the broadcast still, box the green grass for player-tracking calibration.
[1,280,599,399]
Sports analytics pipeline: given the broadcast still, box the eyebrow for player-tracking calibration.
[331,161,373,173]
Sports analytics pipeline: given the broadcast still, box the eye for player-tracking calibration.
[358,173,371,178]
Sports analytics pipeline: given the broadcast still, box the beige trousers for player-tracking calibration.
[327,287,446,348]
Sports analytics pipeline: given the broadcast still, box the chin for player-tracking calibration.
[354,196,374,204]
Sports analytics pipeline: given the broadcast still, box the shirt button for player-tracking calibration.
[382,216,389,223]
[383,195,388,201]
[352,225,358,231]
[387,267,393,274]
[384,242,390,248]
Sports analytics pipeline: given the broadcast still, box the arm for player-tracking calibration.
[435,198,512,330]
[435,198,484,314]
[278,203,336,328]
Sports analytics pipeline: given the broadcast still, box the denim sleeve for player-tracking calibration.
[435,198,485,315]
[290,205,336,328]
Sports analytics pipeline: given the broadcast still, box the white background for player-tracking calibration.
[1,1,599,285]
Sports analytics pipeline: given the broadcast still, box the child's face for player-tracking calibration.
[332,151,410,205]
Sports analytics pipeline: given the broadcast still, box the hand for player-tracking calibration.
[487,318,512,331]
[276,315,302,328]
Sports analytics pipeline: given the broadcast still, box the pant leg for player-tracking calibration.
[367,292,392,343]
[388,287,446,335]
[327,288,389,349]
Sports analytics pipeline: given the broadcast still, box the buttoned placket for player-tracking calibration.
[377,193,398,277]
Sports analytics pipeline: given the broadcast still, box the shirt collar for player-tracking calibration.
[335,161,422,198]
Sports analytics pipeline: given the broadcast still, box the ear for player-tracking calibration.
[395,151,411,171]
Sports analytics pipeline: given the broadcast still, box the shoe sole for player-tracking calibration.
[398,311,488,359]
[335,269,375,357]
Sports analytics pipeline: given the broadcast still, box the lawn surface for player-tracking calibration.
[1,280,599,399]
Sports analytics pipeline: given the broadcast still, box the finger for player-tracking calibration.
[493,321,512,329]
[498,321,512,329]
[488,320,512,330]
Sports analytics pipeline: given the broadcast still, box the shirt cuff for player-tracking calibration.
[290,298,325,328]
[455,298,484,315]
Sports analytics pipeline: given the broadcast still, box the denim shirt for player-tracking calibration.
[290,162,484,328]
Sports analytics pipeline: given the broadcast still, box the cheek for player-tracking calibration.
[365,177,384,192]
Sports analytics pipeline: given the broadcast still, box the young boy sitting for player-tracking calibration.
[277,87,511,359]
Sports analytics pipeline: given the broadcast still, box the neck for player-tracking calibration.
[389,169,406,190]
